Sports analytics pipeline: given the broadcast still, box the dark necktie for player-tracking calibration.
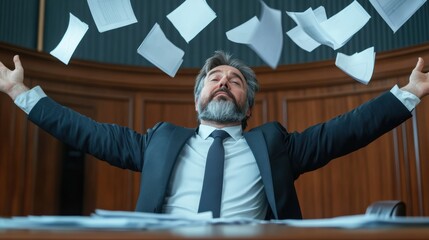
[198,129,230,218]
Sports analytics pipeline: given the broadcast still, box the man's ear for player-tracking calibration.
[195,98,199,112]
[246,107,252,118]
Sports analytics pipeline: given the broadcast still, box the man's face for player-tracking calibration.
[196,65,251,124]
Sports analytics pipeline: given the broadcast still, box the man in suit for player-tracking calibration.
[0,51,428,219]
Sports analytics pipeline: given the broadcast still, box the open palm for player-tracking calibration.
[405,57,429,99]
[0,55,25,98]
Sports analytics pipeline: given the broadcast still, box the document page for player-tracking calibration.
[286,6,326,52]
[335,46,376,84]
[87,0,137,32]
[50,13,88,65]
[167,0,217,43]
[226,0,283,69]
[369,0,427,32]
[320,1,370,49]
[286,7,334,49]
[286,1,370,50]
[137,23,184,77]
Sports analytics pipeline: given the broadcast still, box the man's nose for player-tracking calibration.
[218,76,230,89]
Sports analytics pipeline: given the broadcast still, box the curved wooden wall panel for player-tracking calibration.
[0,42,428,218]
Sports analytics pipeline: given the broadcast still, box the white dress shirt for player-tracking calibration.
[162,124,268,219]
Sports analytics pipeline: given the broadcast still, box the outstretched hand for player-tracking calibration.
[0,55,28,100]
[402,57,429,99]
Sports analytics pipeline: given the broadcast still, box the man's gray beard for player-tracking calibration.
[198,99,247,123]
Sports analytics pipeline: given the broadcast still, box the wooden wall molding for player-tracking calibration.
[1,42,428,92]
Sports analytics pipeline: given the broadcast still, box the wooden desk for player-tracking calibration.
[1,224,429,240]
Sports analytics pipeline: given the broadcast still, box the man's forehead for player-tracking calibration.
[207,65,245,79]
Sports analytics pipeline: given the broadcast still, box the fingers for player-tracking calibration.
[413,57,424,72]
[13,55,22,70]
[0,56,19,70]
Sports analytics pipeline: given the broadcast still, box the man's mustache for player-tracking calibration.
[209,87,235,102]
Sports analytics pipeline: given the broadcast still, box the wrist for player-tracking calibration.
[400,83,422,99]
[8,84,29,100]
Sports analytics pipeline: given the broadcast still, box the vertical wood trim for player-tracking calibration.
[281,97,287,127]
[392,128,402,200]
[37,0,45,52]
[127,96,135,209]
[401,123,413,213]
[262,99,268,123]
[412,111,424,215]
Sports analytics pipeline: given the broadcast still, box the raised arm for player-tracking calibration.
[1,55,148,171]
[401,57,429,99]
[0,55,29,100]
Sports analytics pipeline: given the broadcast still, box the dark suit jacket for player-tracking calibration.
[28,91,412,219]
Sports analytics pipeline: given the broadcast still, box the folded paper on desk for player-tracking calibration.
[272,214,429,229]
[0,209,260,230]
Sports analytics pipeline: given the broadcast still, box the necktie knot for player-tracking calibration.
[210,129,229,140]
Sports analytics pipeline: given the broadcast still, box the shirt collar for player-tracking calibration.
[198,124,242,141]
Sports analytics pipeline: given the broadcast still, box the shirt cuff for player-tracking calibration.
[14,86,47,114]
[390,85,420,112]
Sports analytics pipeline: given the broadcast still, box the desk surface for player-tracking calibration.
[1,224,429,240]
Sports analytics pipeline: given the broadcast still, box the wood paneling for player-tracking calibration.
[279,81,403,218]
[0,93,29,216]
[416,100,429,215]
[0,42,428,218]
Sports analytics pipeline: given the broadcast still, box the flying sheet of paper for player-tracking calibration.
[226,0,283,69]
[167,0,216,43]
[369,0,427,33]
[137,23,184,77]
[286,6,326,52]
[335,46,376,85]
[286,1,370,50]
[87,0,137,33]
[50,13,88,65]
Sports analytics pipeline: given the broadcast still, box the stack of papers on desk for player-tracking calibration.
[0,212,209,230]
[3,210,429,230]
[272,214,429,229]
[0,209,260,230]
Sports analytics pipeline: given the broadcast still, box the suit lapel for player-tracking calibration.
[139,125,195,212]
[165,127,195,170]
[244,130,278,219]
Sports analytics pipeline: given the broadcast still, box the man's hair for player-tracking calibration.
[194,50,259,129]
